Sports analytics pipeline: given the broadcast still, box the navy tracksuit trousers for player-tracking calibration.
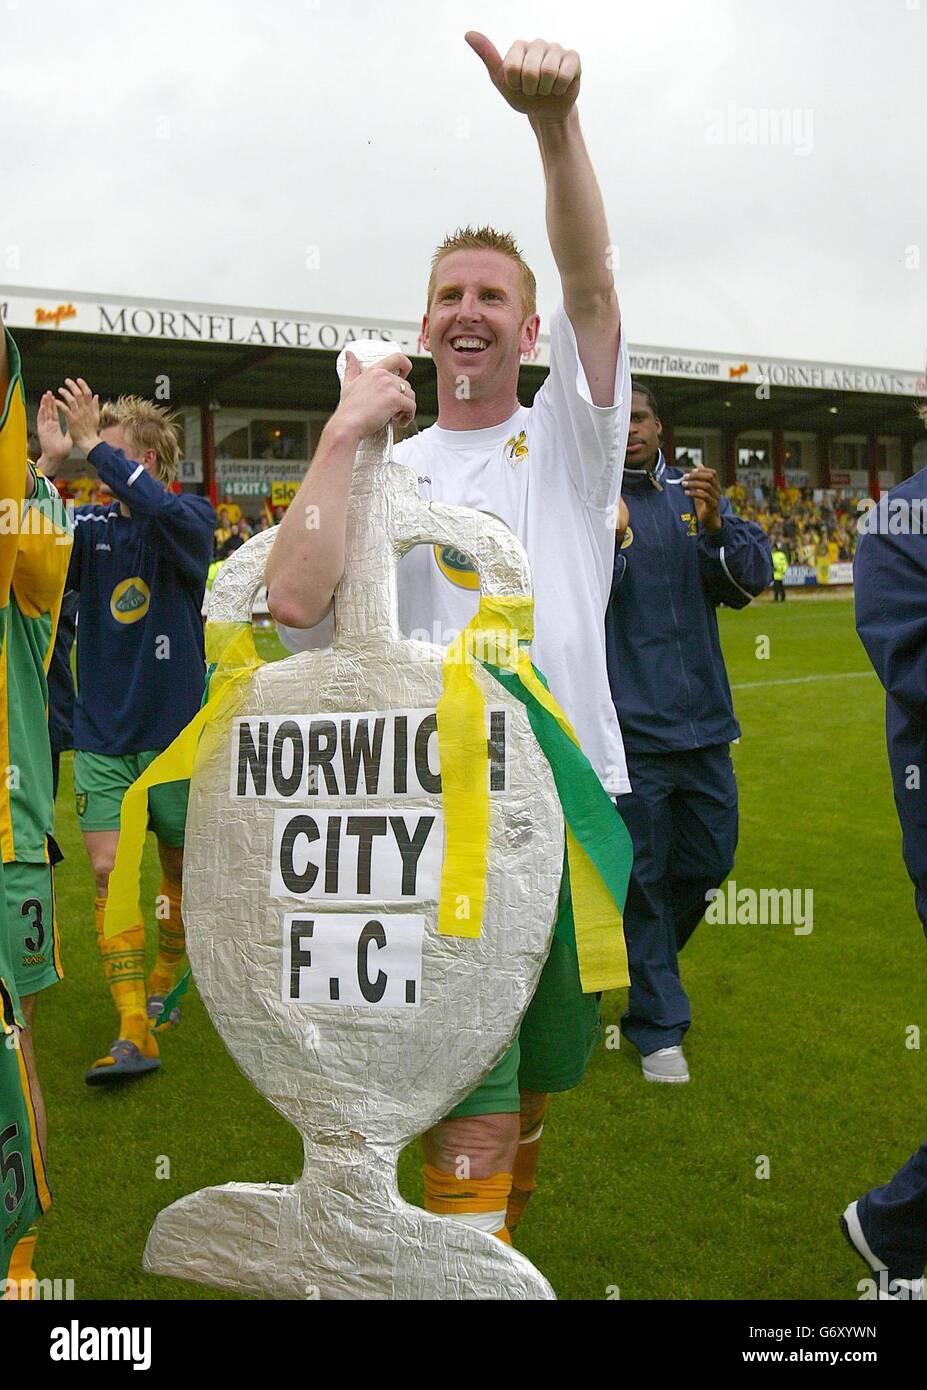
[858,1142,927,1278]
[618,743,738,1054]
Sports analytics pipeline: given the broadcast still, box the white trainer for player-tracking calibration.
[641,1045,690,1084]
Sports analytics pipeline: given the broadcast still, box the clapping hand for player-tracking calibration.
[36,391,73,474]
[56,378,101,455]
[682,467,723,533]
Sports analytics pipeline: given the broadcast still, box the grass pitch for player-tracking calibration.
[34,596,926,1300]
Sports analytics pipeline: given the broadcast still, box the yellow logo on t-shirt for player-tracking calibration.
[433,544,480,590]
[620,526,634,550]
[505,430,529,465]
[110,577,151,623]
[680,512,698,537]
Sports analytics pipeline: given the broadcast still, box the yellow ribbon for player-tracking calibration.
[435,597,530,940]
[564,826,628,992]
[103,622,263,938]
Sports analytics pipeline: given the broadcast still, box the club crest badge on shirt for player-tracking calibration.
[110,576,151,623]
[680,512,699,537]
[620,527,634,550]
[505,430,529,466]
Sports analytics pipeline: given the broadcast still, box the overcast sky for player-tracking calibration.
[1,0,924,371]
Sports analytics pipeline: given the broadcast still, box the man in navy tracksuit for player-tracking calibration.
[841,459,927,1298]
[58,376,215,1083]
[606,384,772,1082]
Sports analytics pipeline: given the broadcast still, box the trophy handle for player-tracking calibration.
[207,525,278,626]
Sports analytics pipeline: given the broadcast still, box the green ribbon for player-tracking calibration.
[482,658,633,944]
[153,968,192,1026]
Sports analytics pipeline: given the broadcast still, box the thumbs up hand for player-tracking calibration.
[465,31,581,122]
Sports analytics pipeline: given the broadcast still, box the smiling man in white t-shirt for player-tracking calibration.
[267,31,631,1245]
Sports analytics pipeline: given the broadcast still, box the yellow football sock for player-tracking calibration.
[147,877,185,998]
[423,1162,513,1242]
[6,1226,38,1299]
[507,1094,550,1231]
[94,895,157,1057]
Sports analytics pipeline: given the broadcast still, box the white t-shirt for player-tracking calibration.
[280,304,631,794]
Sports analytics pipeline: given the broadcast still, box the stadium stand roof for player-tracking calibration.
[3,284,923,445]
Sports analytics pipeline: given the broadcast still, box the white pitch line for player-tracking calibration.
[731,671,875,691]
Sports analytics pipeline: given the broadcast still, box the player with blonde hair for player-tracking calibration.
[98,396,182,484]
[56,377,215,1083]
[269,32,632,1242]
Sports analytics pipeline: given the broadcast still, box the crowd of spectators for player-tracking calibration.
[212,503,283,560]
[211,486,865,575]
[725,484,862,567]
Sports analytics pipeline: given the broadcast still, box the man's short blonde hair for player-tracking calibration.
[99,395,180,485]
[427,225,537,320]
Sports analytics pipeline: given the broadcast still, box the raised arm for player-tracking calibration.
[265,351,416,630]
[87,443,215,582]
[0,308,29,606]
[466,31,620,404]
[696,493,773,609]
[55,377,215,585]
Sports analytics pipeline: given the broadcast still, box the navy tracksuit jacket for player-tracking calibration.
[606,452,772,1052]
[852,467,927,1277]
[67,443,215,754]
